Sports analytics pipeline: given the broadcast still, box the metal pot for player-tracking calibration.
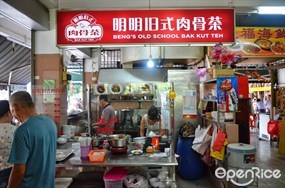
[114,110,122,124]
[107,134,127,147]
[120,108,134,128]
[92,134,106,147]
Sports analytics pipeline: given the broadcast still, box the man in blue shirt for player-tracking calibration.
[8,91,57,188]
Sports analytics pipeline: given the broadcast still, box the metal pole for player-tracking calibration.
[86,84,92,136]
[169,82,176,161]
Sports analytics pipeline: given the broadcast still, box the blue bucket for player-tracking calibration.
[176,136,206,180]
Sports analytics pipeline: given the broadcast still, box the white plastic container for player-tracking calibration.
[278,68,285,86]
[133,137,146,150]
[227,143,256,169]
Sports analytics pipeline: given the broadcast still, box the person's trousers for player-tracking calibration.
[0,167,12,188]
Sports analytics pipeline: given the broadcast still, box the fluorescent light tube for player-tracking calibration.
[258,6,285,15]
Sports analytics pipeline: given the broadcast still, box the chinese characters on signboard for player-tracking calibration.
[57,9,235,45]
[226,27,285,57]
[32,87,67,126]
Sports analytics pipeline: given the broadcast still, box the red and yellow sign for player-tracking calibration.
[57,9,235,46]
[227,27,285,57]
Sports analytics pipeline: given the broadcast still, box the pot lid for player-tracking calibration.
[121,108,133,112]
[227,143,256,154]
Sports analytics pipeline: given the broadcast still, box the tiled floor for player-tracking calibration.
[176,128,285,188]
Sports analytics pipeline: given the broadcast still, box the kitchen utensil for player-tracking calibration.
[133,137,146,150]
[62,125,76,139]
[131,150,143,155]
[60,135,69,139]
[114,110,122,124]
[92,134,106,147]
[107,134,127,147]
[110,146,128,155]
[120,108,134,129]
[57,137,67,144]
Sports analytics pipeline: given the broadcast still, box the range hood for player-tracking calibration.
[121,46,204,66]
[98,69,168,83]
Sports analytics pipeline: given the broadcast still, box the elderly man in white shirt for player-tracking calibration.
[255,98,266,113]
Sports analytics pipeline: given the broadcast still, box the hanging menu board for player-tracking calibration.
[32,85,67,127]
[227,27,285,57]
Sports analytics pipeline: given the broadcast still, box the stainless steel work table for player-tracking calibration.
[56,142,178,184]
[57,151,177,167]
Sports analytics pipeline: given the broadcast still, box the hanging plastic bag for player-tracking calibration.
[192,124,213,155]
[192,133,212,155]
[201,147,215,166]
[210,125,217,149]
[267,120,280,136]
[212,128,226,151]
[210,139,228,161]
[193,124,212,144]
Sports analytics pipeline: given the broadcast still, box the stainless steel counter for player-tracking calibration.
[57,142,178,185]
[57,142,177,168]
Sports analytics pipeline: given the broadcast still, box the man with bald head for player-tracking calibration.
[8,91,57,188]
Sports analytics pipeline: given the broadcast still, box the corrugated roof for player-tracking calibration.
[0,35,31,85]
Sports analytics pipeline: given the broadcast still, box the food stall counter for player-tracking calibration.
[56,142,177,167]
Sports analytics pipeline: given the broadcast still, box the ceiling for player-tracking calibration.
[37,0,285,14]
[0,0,285,85]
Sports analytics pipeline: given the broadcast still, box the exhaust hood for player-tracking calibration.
[121,46,204,66]
[98,68,168,83]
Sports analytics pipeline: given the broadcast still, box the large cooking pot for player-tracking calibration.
[107,134,127,147]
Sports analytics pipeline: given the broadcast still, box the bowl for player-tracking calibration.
[57,137,67,144]
[60,135,69,139]
[133,137,146,144]
[107,134,127,147]
[149,177,160,187]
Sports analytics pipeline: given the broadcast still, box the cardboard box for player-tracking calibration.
[225,124,239,143]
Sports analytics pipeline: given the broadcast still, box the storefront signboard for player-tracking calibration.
[226,27,285,57]
[57,9,235,46]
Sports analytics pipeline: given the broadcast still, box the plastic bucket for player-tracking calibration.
[176,136,206,180]
[227,143,256,169]
[226,143,257,185]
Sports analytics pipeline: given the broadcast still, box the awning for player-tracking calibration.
[0,35,31,85]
